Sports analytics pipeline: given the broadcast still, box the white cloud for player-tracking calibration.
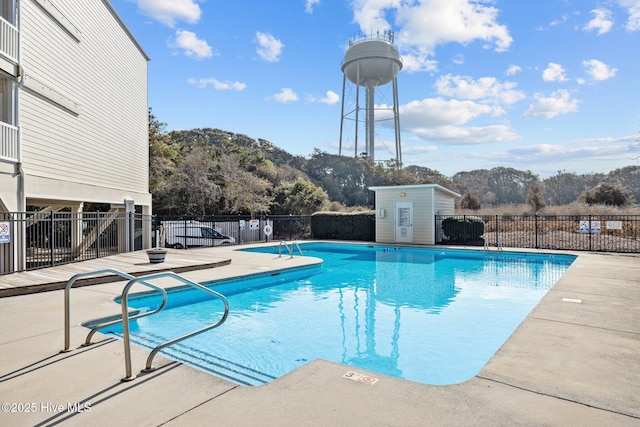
[403,145,438,155]
[400,98,501,128]
[616,0,640,31]
[549,14,569,28]
[307,90,340,105]
[506,65,522,76]
[133,0,201,27]
[435,74,525,105]
[582,59,617,81]
[398,53,438,73]
[171,30,213,59]
[537,14,570,31]
[524,90,580,118]
[409,125,521,145]
[256,32,284,62]
[507,142,631,163]
[542,63,568,82]
[583,9,614,35]
[305,0,321,14]
[351,0,512,72]
[272,88,298,103]
[452,54,465,65]
[187,78,246,91]
[570,135,637,145]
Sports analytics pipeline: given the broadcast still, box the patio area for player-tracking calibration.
[0,245,638,426]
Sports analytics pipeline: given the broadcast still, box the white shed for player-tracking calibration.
[369,184,460,245]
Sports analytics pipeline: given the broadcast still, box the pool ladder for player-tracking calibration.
[63,269,229,381]
[278,240,304,258]
[484,237,503,253]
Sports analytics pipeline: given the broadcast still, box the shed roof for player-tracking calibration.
[368,184,461,198]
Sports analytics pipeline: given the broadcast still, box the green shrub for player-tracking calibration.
[580,182,634,207]
[460,192,482,210]
[311,211,375,241]
[441,216,485,241]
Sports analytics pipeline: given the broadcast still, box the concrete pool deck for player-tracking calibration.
[0,244,638,426]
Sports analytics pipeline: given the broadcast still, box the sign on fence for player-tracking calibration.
[0,222,9,243]
[606,220,622,230]
[579,220,601,234]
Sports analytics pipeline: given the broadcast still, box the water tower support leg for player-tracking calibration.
[339,75,346,156]
[393,77,402,166]
[367,85,375,159]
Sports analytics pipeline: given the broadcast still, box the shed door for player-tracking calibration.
[395,201,414,243]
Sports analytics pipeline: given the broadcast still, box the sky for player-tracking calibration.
[110,0,640,178]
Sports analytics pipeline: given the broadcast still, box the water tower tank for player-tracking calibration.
[341,40,402,89]
[339,33,403,164]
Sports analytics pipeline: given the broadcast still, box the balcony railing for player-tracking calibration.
[0,16,18,63]
[0,121,19,163]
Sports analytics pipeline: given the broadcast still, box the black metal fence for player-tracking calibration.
[2,212,638,275]
[154,215,312,246]
[436,215,640,253]
[0,213,316,275]
[0,211,151,275]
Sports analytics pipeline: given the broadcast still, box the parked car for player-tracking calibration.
[163,221,235,249]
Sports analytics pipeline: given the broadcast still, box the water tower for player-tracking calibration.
[339,31,403,165]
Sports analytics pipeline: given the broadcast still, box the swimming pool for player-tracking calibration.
[101,243,575,386]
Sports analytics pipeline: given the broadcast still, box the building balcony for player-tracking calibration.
[0,16,18,64]
[0,121,19,163]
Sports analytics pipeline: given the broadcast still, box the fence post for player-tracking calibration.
[495,215,499,247]
[49,212,55,267]
[462,215,467,245]
[535,215,539,249]
[96,213,101,258]
[288,214,292,241]
[589,215,592,252]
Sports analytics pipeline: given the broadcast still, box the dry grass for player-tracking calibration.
[457,203,640,216]
[451,203,640,253]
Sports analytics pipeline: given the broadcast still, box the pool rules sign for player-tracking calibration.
[0,222,10,243]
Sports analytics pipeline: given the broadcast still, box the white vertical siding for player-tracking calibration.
[434,189,456,243]
[374,187,433,244]
[434,189,455,216]
[19,0,150,204]
[412,188,432,245]
[373,185,459,245]
[375,190,396,243]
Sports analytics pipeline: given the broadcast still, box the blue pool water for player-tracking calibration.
[102,243,575,386]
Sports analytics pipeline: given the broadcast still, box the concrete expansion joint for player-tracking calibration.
[161,385,241,426]
[476,375,639,420]
[530,315,639,336]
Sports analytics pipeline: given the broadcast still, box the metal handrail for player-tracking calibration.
[120,272,229,381]
[278,241,288,257]
[278,241,304,258]
[63,269,168,352]
[484,238,503,254]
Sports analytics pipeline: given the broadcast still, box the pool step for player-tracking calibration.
[111,332,275,386]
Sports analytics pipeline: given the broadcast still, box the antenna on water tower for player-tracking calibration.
[339,30,403,166]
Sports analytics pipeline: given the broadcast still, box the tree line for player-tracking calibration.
[149,111,639,216]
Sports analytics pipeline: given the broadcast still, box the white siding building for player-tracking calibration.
[0,0,151,269]
[369,184,460,245]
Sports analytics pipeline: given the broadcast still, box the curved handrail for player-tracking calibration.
[120,271,229,381]
[84,293,168,346]
[63,269,168,352]
[278,241,304,258]
[278,241,289,257]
